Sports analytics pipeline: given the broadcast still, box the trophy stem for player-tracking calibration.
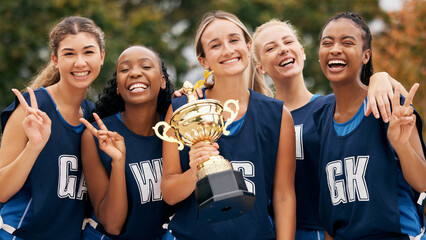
[197,155,233,179]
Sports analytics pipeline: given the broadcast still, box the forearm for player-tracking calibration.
[393,142,426,192]
[161,169,198,205]
[0,142,42,202]
[96,159,128,235]
[273,192,296,240]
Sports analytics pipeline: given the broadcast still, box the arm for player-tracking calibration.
[80,114,127,235]
[0,88,51,202]
[366,72,409,122]
[160,106,217,205]
[274,106,296,240]
[324,231,335,240]
[387,83,426,192]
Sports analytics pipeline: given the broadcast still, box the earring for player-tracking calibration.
[303,54,306,61]
[318,59,320,63]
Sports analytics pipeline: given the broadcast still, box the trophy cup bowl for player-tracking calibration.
[153,82,255,222]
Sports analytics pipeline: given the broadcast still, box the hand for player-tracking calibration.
[80,113,126,162]
[172,87,204,99]
[188,142,219,175]
[366,72,394,122]
[12,87,51,149]
[387,83,419,146]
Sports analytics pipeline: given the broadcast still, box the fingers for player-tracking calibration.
[195,88,204,99]
[12,88,29,109]
[189,142,220,163]
[172,89,183,98]
[403,83,419,108]
[37,110,51,125]
[391,84,401,110]
[93,113,108,131]
[27,87,38,109]
[366,95,378,118]
[79,117,98,136]
[377,95,390,123]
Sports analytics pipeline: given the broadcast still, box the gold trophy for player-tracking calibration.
[153,71,255,222]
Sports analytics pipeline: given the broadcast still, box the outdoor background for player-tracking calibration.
[0,0,424,132]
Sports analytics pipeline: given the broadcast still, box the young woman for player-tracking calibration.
[252,19,408,240]
[79,45,175,240]
[314,12,426,240]
[161,11,296,240]
[0,16,105,240]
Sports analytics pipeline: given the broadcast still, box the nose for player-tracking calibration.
[74,54,87,67]
[223,42,235,55]
[129,67,142,78]
[330,43,342,55]
[278,43,289,55]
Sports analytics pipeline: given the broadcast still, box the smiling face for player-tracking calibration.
[198,19,251,78]
[319,19,370,85]
[254,24,305,82]
[52,32,104,90]
[116,46,165,106]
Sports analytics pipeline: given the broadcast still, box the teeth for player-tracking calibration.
[328,60,346,65]
[223,58,238,64]
[73,72,89,77]
[129,83,148,91]
[279,58,294,67]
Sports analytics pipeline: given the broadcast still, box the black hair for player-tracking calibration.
[319,12,373,85]
[92,54,174,122]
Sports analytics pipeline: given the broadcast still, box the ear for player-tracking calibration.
[51,54,58,68]
[100,49,105,66]
[198,56,210,70]
[362,49,371,65]
[160,75,166,90]
[256,63,265,75]
[246,41,252,52]
[301,46,306,60]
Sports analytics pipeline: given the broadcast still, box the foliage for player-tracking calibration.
[373,0,426,128]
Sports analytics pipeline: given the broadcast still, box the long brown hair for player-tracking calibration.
[29,16,105,89]
[194,11,273,97]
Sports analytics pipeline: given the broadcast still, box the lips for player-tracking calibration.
[279,58,295,67]
[327,59,348,71]
[221,57,240,64]
[72,71,90,77]
[128,82,148,92]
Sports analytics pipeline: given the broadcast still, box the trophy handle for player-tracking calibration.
[153,121,184,150]
[222,99,239,136]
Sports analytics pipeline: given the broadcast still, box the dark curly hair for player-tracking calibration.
[92,47,174,122]
[319,12,373,86]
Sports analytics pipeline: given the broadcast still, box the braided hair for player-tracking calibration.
[319,12,373,85]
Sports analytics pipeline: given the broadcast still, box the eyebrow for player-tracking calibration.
[118,58,154,66]
[207,33,241,47]
[321,35,356,41]
[61,45,97,52]
[263,35,293,48]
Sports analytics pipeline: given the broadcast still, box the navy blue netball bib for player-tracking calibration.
[91,114,172,239]
[1,88,94,240]
[168,89,284,240]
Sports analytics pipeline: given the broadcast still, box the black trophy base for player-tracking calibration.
[195,169,255,223]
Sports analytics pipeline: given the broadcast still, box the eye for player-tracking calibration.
[266,47,274,52]
[211,44,220,49]
[343,41,354,46]
[321,41,332,46]
[143,65,152,69]
[64,52,74,56]
[120,68,129,73]
[85,50,95,54]
[285,40,294,45]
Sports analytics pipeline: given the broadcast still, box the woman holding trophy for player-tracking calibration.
[160,10,296,240]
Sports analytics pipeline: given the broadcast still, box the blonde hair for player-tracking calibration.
[252,19,302,64]
[194,11,273,97]
[29,16,105,89]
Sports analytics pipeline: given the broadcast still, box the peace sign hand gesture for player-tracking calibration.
[387,83,419,146]
[12,87,52,150]
[80,113,126,162]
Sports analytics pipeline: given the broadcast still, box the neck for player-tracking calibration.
[122,103,160,136]
[273,73,313,111]
[205,74,250,119]
[46,82,87,125]
[332,78,368,123]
